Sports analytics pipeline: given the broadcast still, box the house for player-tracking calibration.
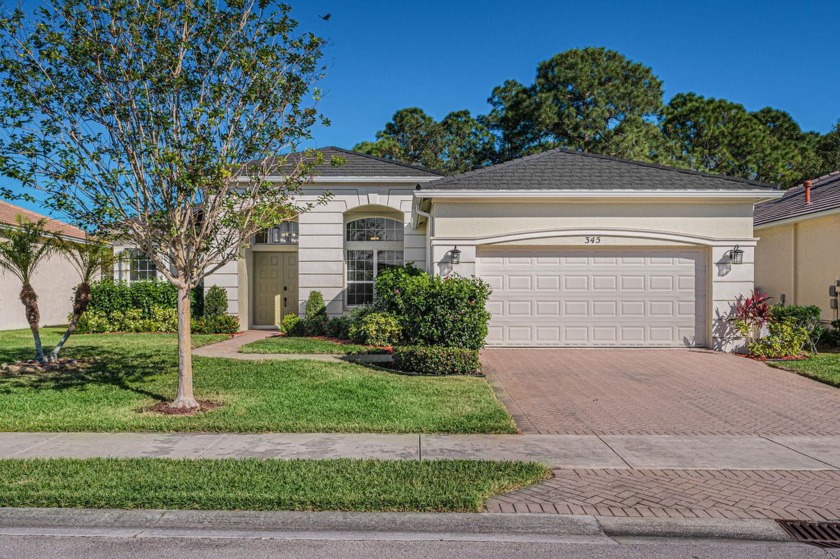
[121,146,780,350]
[754,172,840,323]
[0,200,91,330]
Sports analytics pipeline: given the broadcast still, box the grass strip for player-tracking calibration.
[239,336,387,355]
[0,458,550,512]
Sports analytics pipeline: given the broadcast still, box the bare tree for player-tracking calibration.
[0,0,329,409]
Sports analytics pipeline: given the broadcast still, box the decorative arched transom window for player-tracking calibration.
[345,217,404,306]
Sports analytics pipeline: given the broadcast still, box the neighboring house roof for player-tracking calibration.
[254,146,444,178]
[0,200,88,241]
[754,172,840,227]
[417,148,778,192]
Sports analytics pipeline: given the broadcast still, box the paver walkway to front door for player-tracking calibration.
[482,349,840,435]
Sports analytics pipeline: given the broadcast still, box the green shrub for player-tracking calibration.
[87,279,203,319]
[747,318,809,358]
[770,304,823,352]
[392,346,481,376]
[280,313,304,336]
[191,314,240,334]
[326,315,352,340]
[348,312,401,346]
[820,319,840,348]
[76,306,177,333]
[305,291,327,320]
[303,314,329,337]
[204,285,229,317]
[374,264,492,350]
[76,309,109,334]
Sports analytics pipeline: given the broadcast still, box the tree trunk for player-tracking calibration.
[171,283,198,409]
[49,282,91,362]
[20,283,45,364]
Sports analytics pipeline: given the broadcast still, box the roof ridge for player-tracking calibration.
[422,146,778,190]
[322,146,445,176]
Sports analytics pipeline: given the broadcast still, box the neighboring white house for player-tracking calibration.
[0,201,91,330]
[123,146,782,350]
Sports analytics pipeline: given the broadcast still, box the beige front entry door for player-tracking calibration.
[253,252,298,327]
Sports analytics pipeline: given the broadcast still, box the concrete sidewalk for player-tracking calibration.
[2,432,839,470]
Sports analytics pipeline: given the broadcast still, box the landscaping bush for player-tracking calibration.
[746,318,809,359]
[348,312,401,347]
[191,314,240,335]
[80,280,235,334]
[392,346,481,376]
[305,291,327,320]
[820,319,840,348]
[204,285,229,317]
[770,304,823,353]
[374,264,492,350]
[326,315,353,340]
[280,313,305,337]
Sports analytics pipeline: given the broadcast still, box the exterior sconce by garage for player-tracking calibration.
[448,246,461,265]
[727,245,744,265]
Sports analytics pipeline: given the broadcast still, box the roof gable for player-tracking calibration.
[257,147,444,178]
[419,148,777,192]
[754,172,840,227]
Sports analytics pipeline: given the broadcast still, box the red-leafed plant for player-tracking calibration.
[732,289,772,341]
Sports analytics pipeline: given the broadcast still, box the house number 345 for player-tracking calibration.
[584,236,601,244]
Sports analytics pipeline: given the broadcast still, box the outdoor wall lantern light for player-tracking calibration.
[448,246,461,265]
[727,245,744,265]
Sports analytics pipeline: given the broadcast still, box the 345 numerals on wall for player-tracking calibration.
[584,236,602,244]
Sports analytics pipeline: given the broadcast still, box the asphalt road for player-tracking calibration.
[2,535,839,559]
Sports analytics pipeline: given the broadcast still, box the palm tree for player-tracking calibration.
[0,215,56,363]
[48,238,112,361]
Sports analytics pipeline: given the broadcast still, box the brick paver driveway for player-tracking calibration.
[482,349,840,436]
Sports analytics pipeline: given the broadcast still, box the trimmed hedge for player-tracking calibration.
[375,264,492,350]
[80,279,237,334]
[392,346,481,376]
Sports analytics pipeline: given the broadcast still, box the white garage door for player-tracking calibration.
[479,247,707,347]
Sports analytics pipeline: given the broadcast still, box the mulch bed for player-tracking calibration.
[0,358,91,375]
[735,353,808,362]
[142,400,223,416]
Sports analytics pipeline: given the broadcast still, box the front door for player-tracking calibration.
[253,252,299,327]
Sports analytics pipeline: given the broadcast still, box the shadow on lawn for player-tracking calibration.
[0,343,170,402]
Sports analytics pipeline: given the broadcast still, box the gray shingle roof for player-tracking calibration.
[754,172,840,227]
[418,148,778,192]
[256,146,443,178]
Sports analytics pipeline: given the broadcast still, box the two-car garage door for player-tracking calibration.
[479,247,707,347]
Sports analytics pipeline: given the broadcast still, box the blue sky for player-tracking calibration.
[3,0,839,215]
[300,0,839,148]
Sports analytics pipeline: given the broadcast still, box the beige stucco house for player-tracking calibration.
[0,201,91,330]
[754,172,840,323]
[118,147,781,350]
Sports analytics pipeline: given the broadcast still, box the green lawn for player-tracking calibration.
[768,353,840,388]
[0,458,549,512]
[0,328,515,433]
[240,335,388,355]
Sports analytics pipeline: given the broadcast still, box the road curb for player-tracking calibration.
[0,508,794,543]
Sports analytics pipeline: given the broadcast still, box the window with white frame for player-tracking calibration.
[345,217,404,306]
[253,221,299,245]
[126,249,157,282]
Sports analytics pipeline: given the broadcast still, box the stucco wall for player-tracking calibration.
[755,214,840,322]
[0,251,80,330]
[295,184,426,318]
[425,198,759,350]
